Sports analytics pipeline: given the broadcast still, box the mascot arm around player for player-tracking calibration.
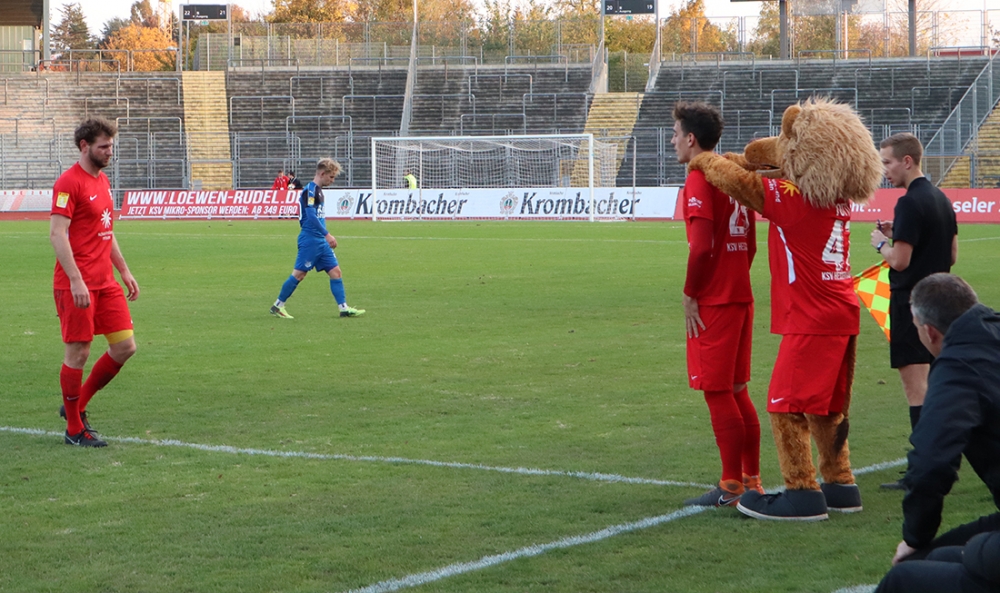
[686,98,883,521]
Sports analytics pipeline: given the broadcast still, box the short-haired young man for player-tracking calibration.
[871,132,958,490]
[672,102,763,507]
[270,158,365,319]
[875,273,1000,592]
[51,117,140,447]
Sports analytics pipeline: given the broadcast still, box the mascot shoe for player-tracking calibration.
[737,489,829,522]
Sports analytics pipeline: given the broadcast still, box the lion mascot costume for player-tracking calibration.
[687,98,883,521]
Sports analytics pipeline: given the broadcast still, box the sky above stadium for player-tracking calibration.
[68,0,987,41]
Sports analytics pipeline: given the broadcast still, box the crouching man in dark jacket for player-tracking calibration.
[876,273,1000,593]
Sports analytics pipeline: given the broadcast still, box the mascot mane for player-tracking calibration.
[745,97,882,209]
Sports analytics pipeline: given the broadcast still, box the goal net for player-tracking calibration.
[371,134,623,221]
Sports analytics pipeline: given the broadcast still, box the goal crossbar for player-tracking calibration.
[371,134,612,221]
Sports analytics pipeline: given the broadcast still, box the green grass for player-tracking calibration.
[2,219,999,592]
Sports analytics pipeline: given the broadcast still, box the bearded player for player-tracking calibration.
[50,117,139,447]
[672,102,764,507]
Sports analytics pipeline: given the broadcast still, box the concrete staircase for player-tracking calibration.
[182,71,232,190]
[939,105,1000,188]
[573,92,642,185]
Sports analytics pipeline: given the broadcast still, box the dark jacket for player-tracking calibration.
[964,531,1000,584]
[902,304,1000,548]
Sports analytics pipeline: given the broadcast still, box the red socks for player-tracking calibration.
[80,352,124,411]
[704,390,746,482]
[704,387,762,482]
[61,353,126,434]
[733,385,762,478]
[60,364,84,435]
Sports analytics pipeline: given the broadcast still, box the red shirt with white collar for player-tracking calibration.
[51,163,117,290]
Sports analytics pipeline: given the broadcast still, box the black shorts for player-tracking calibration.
[890,289,934,369]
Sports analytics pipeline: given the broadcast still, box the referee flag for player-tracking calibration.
[854,261,891,342]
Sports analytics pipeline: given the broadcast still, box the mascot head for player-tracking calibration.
[743,97,882,208]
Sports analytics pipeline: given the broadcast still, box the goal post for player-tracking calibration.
[370,134,622,221]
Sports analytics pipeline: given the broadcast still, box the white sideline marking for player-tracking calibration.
[1,425,907,593]
[344,506,710,593]
[339,456,908,593]
[853,457,907,475]
[0,426,713,489]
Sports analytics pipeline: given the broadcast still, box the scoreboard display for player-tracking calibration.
[181,4,229,20]
[604,0,655,15]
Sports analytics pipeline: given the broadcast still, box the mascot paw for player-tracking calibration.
[722,152,752,170]
[687,151,721,173]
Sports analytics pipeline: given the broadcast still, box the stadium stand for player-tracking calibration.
[618,56,992,187]
[0,46,997,193]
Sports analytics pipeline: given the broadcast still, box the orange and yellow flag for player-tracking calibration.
[854,261,891,342]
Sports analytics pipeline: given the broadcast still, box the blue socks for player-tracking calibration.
[277,275,300,303]
[277,275,347,307]
[330,278,346,306]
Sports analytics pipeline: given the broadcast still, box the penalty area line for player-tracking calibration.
[0,425,713,489]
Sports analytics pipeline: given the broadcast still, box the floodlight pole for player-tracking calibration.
[908,0,916,56]
[779,0,789,60]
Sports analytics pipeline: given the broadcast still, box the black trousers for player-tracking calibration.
[876,514,1000,593]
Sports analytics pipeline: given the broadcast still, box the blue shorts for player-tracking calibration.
[294,238,338,272]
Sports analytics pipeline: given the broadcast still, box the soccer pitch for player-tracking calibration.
[3,220,999,593]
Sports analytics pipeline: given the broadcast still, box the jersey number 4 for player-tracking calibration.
[821,220,848,267]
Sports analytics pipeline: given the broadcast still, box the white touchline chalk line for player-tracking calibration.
[337,456,907,593]
[343,506,710,593]
[1,425,905,593]
[0,426,713,489]
[831,586,877,593]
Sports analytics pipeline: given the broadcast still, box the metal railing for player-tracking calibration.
[923,51,999,185]
[796,49,872,68]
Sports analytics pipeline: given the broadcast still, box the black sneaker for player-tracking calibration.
[737,489,829,521]
[821,483,863,513]
[684,486,741,507]
[65,429,107,447]
[59,405,96,435]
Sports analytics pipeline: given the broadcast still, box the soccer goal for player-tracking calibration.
[370,134,624,221]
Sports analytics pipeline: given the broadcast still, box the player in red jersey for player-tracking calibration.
[687,98,880,521]
[672,102,764,508]
[50,117,139,447]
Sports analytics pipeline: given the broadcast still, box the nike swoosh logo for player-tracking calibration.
[89,195,98,201]
[718,493,739,506]
[770,398,785,404]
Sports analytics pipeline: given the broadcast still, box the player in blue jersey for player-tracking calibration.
[270,158,365,319]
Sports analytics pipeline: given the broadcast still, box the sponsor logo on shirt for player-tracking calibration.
[687,196,702,209]
[89,194,98,201]
[56,192,70,208]
[308,196,315,206]
[101,209,113,228]
[821,271,853,281]
[778,180,801,198]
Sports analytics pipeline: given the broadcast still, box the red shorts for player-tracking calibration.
[767,334,853,415]
[54,284,133,344]
[686,302,753,391]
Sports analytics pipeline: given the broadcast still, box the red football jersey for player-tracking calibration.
[681,169,754,306]
[51,163,117,291]
[762,177,860,336]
